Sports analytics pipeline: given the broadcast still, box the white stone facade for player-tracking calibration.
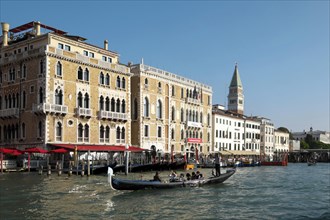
[212,105,260,155]
[251,117,275,159]
[244,118,261,152]
[274,130,289,152]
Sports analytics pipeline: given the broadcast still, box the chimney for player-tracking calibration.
[104,40,108,50]
[34,21,41,36]
[1,22,10,47]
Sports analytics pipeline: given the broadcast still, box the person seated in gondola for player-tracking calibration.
[186,173,191,181]
[169,170,178,182]
[153,171,161,182]
[196,170,203,179]
[179,173,185,181]
[191,172,197,180]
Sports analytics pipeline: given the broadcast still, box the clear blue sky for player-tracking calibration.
[1,1,329,132]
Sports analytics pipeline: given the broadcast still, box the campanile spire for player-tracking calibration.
[227,63,244,114]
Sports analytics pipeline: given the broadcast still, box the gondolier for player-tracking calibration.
[215,153,221,176]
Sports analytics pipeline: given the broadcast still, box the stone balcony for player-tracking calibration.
[33,103,68,115]
[116,139,126,144]
[0,108,19,119]
[186,97,201,105]
[0,47,45,65]
[75,107,92,118]
[186,121,202,128]
[98,110,127,121]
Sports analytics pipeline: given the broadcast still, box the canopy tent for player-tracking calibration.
[0,148,14,154]
[0,148,23,173]
[24,147,49,154]
[9,149,23,156]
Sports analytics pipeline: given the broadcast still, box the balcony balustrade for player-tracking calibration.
[75,107,92,118]
[0,108,19,118]
[77,137,89,143]
[186,97,201,105]
[186,121,202,128]
[1,48,45,65]
[100,138,110,143]
[116,139,125,144]
[33,103,68,115]
[32,103,44,113]
[98,110,127,121]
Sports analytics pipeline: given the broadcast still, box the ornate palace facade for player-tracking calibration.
[0,21,132,149]
[130,64,212,157]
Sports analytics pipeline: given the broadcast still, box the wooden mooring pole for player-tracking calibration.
[87,150,90,177]
[68,161,72,177]
[47,164,51,176]
[38,165,43,175]
[81,161,85,177]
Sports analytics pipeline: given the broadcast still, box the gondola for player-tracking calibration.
[92,162,118,175]
[307,161,316,166]
[108,168,236,190]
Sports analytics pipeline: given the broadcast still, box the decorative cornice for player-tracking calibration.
[46,52,133,77]
[0,53,45,67]
[131,64,212,93]
[50,33,118,57]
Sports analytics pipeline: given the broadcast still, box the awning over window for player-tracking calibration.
[48,144,145,152]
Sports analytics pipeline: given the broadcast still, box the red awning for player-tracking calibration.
[10,149,23,156]
[50,148,68,154]
[25,147,49,154]
[49,144,145,152]
[129,146,148,152]
[0,148,16,154]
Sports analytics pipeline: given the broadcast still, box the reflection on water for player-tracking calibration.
[1,164,329,219]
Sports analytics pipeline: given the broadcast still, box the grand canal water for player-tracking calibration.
[0,163,329,220]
